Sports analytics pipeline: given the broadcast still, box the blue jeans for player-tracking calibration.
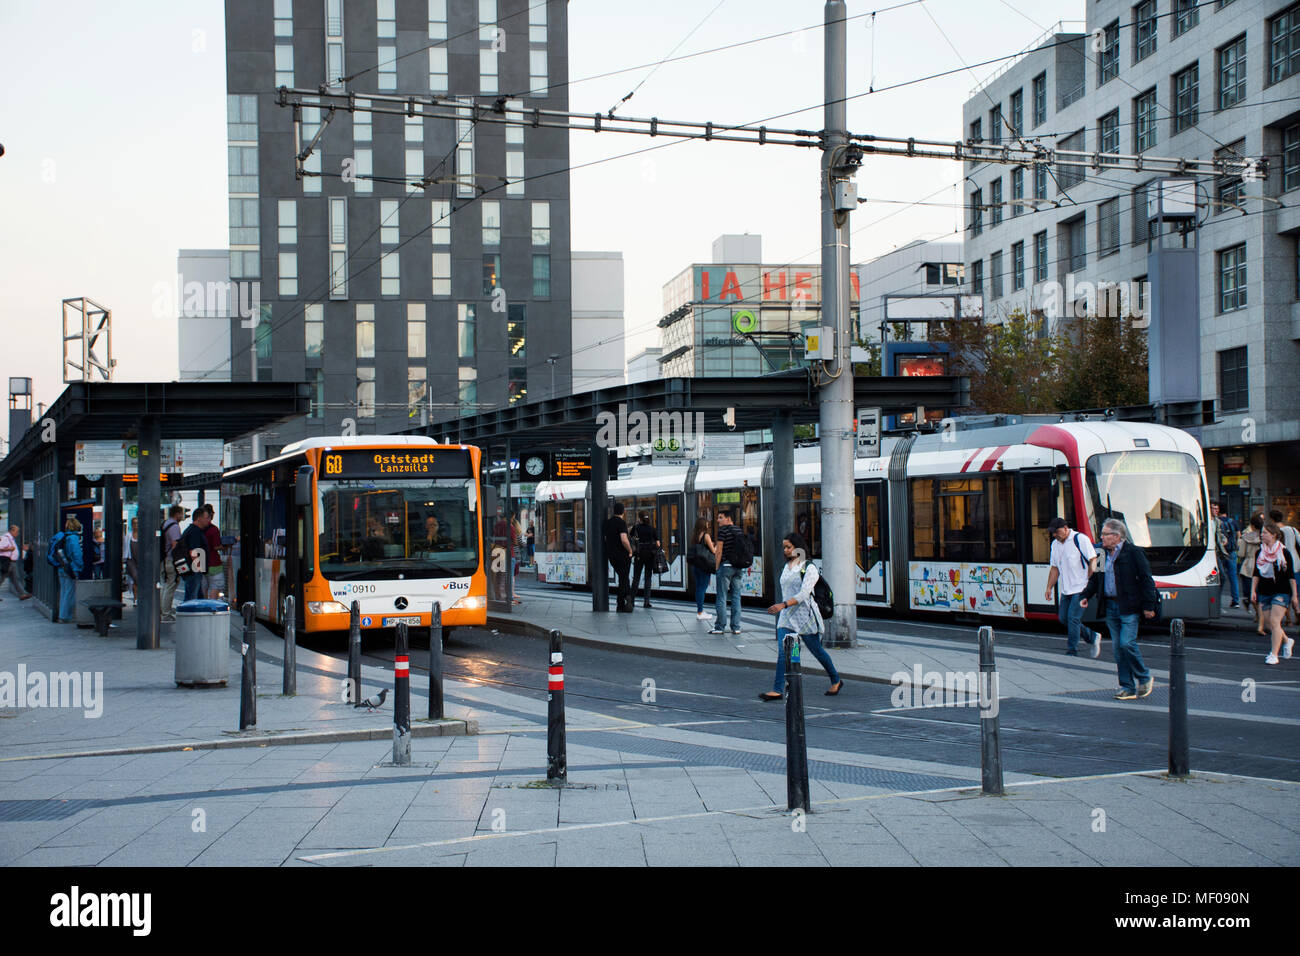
[693,567,711,612]
[58,569,76,621]
[773,626,840,693]
[1104,603,1150,692]
[714,563,742,630]
[182,573,205,602]
[1058,591,1098,652]
[1216,553,1240,603]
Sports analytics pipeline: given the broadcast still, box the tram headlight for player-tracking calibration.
[450,594,486,611]
[307,601,350,614]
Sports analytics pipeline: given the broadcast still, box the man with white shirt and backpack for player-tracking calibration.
[1045,516,1101,657]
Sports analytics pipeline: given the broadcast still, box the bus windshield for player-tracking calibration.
[1085,451,1206,574]
[317,477,479,579]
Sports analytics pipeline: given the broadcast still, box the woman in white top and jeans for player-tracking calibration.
[759,531,842,700]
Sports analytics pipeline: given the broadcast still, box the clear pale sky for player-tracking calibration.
[0,0,1086,444]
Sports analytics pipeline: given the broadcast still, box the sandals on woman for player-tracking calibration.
[758,691,782,702]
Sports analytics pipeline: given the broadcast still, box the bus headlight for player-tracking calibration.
[450,594,486,612]
[307,601,350,614]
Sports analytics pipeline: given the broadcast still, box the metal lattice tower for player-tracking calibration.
[62,297,115,383]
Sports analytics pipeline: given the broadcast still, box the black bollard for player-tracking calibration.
[1168,618,1189,777]
[347,600,361,704]
[977,625,1004,795]
[239,602,257,730]
[784,634,810,812]
[546,629,567,781]
[428,602,444,720]
[393,622,411,766]
[282,595,296,696]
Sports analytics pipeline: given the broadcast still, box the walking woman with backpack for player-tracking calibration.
[1252,522,1298,664]
[689,518,717,620]
[759,531,842,701]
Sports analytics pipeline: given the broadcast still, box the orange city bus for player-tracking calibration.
[219,436,487,636]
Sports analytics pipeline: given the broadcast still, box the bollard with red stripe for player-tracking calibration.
[393,622,411,766]
[547,629,566,781]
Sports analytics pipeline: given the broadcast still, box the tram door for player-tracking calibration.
[657,493,683,587]
[859,482,888,601]
[1023,469,1059,617]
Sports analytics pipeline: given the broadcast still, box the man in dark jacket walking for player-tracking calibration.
[1080,518,1157,700]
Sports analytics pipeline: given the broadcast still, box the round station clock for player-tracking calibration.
[524,455,545,478]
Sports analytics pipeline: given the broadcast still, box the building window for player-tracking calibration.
[274,0,292,37]
[381,250,400,296]
[509,302,527,364]
[432,252,450,296]
[990,177,1003,226]
[1172,63,1199,134]
[356,304,374,359]
[1098,20,1120,84]
[356,367,375,418]
[456,99,475,198]
[378,45,396,90]
[329,197,347,299]
[533,254,550,298]
[431,200,450,246]
[458,304,475,359]
[482,201,500,246]
[482,253,501,296]
[990,105,1003,145]
[230,250,258,280]
[970,187,983,236]
[255,309,273,379]
[1134,275,1148,316]
[1173,0,1199,37]
[1099,109,1120,163]
[1057,129,1084,190]
[1032,72,1047,126]
[971,258,983,295]
[228,144,258,194]
[352,148,372,193]
[354,97,371,142]
[309,368,325,418]
[1066,216,1087,275]
[277,200,297,246]
[428,47,448,93]
[990,250,1003,299]
[305,303,323,359]
[1218,347,1248,412]
[379,199,399,245]
[529,8,548,102]
[228,94,257,141]
[1218,244,1247,312]
[407,303,426,359]
[504,98,525,147]
[1033,231,1047,283]
[506,150,524,196]
[429,0,447,39]
[1012,241,1025,291]
[1218,35,1247,109]
[1134,88,1158,152]
[532,201,550,245]
[1098,198,1120,258]
[1217,140,1246,210]
[278,252,298,296]
[458,367,476,416]
[1270,2,1300,84]
[229,198,258,245]
[1283,123,1300,192]
[1134,1,1158,62]
[1010,167,1024,217]
[480,0,498,94]
[275,44,294,87]
[404,114,423,145]
[969,117,982,142]
[377,0,395,38]
[326,37,344,90]
[1009,89,1023,138]
[1033,165,1047,200]
[409,368,427,420]
[1133,181,1152,245]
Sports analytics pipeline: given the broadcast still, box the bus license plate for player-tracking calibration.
[382,616,422,627]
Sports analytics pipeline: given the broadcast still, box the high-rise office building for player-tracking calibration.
[224,0,571,457]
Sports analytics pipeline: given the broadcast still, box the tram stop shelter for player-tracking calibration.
[0,381,310,649]
[410,371,969,613]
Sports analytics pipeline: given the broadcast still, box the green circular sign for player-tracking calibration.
[732,309,758,334]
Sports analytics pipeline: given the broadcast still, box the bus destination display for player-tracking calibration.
[321,448,472,479]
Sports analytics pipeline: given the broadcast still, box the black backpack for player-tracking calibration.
[728,528,754,569]
[160,519,178,562]
[800,563,834,620]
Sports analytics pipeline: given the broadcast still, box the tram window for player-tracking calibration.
[1025,472,1055,563]
[543,501,583,552]
[988,475,1017,563]
[658,497,680,562]
[938,478,986,563]
[793,485,820,558]
[859,487,882,569]
[911,479,935,559]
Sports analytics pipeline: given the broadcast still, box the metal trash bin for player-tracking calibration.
[175,599,231,687]
[76,578,112,627]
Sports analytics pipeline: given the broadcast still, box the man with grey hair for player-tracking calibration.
[0,525,31,599]
[1081,518,1158,700]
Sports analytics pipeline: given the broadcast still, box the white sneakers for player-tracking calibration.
[1265,653,1279,665]
[1090,632,1102,659]
[1283,637,1295,660]
[696,611,710,620]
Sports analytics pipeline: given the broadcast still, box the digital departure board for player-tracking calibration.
[319,448,473,479]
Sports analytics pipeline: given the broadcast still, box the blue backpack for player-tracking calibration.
[46,533,71,570]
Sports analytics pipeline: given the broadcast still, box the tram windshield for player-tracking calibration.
[317,477,479,579]
[1085,451,1206,574]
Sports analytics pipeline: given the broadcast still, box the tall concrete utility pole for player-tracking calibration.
[819,0,857,648]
